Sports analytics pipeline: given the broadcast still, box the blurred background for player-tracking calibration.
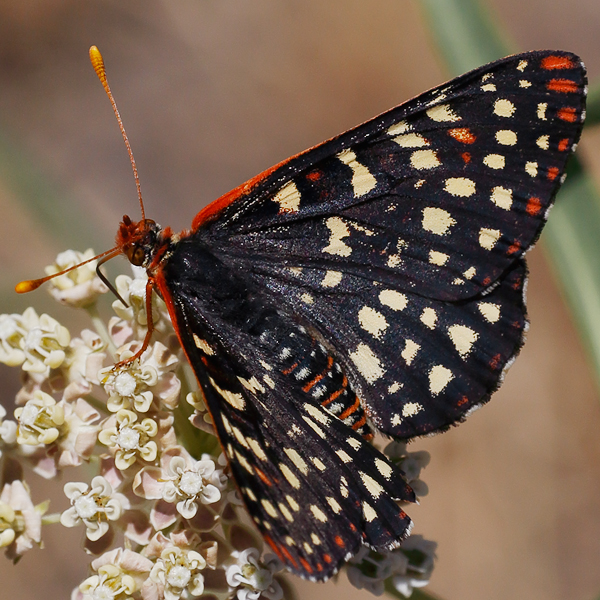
[1,1,600,599]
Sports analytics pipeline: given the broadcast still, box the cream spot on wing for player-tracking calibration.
[311,533,322,545]
[322,216,351,256]
[536,135,550,150]
[263,375,275,389]
[479,228,501,250]
[494,99,516,117]
[303,404,330,425]
[363,501,378,522]
[358,306,388,338]
[379,289,408,311]
[496,130,517,146]
[391,413,402,426]
[387,254,402,268]
[387,120,410,135]
[284,448,308,474]
[272,180,301,213]
[415,179,425,189]
[481,83,496,92]
[234,450,253,474]
[247,438,268,461]
[347,437,362,450]
[303,542,313,555]
[232,426,250,448]
[537,103,547,120]
[310,505,328,522]
[280,464,300,489]
[238,376,265,394]
[259,359,273,371]
[403,402,423,417]
[360,472,384,498]
[401,340,420,366]
[288,266,302,276]
[349,343,385,383]
[262,499,278,518]
[375,458,393,479]
[303,416,327,439]
[322,270,343,288]
[410,149,441,170]
[244,487,257,502]
[429,365,454,395]
[429,250,449,266]
[463,267,476,279]
[388,381,402,393]
[312,457,326,471]
[393,132,429,147]
[327,497,342,514]
[478,302,501,323]
[208,376,245,410]
[420,307,437,330]
[491,186,512,210]
[444,177,475,197]
[426,104,460,122]
[517,59,528,71]
[336,449,352,463]
[301,293,314,304]
[422,207,456,234]
[525,161,538,177]
[337,149,376,197]
[279,504,294,522]
[287,495,300,511]
[519,79,531,88]
[448,325,479,358]
[193,334,215,355]
[484,154,505,169]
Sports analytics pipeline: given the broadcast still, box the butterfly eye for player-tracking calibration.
[127,245,146,267]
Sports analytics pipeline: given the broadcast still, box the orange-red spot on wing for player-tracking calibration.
[526,197,542,216]
[349,523,357,532]
[483,276,492,286]
[558,138,570,152]
[323,553,333,564]
[334,536,345,548]
[541,55,575,70]
[279,544,299,568]
[303,356,334,392]
[507,241,521,255]
[448,128,476,144]
[264,535,284,560]
[457,396,468,407]
[339,397,360,420]
[547,78,579,93]
[306,170,323,181]
[282,361,299,375]
[557,107,578,122]
[461,152,471,164]
[490,354,502,369]
[254,467,272,487]
[316,563,324,572]
[547,166,560,181]
[299,558,313,574]
[352,414,367,431]
[321,375,348,407]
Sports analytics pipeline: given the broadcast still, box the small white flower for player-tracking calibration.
[162,456,224,518]
[79,564,137,600]
[98,410,158,470]
[44,249,108,308]
[61,476,127,541]
[0,405,17,454]
[225,548,283,600]
[100,341,180,413]
[384,441,430,497]
[149,546,207,600]
[0,308,70,375]
[14,390,64,445]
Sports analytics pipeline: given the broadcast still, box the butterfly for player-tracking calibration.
[18,49,587,581]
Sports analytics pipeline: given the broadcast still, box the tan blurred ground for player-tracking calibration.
[1,1,600,599]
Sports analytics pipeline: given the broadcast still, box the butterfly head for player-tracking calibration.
[116,215,165,269]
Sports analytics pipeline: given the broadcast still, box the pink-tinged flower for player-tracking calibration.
[0,308,70,375]
[0,405,17,456]
[79,548,153,600]
[0,480,45,561]
[149,546,207,600]
[100,342,181,413]
[61,476,128,541]
[63,329,107,390]
[98,410,158,470]
[225,548,283,600]
[44,249,108,308]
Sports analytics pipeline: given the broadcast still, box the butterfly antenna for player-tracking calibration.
[89,45,145,222]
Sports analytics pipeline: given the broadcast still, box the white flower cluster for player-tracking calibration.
[0,249,437,599]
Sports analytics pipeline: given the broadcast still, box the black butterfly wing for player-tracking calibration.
[157,245,414,581]
[196,50,586,303]
[187,50,584,437]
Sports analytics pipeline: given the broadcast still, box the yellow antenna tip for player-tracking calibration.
[89,45,107,84]
[15,279,42,294]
